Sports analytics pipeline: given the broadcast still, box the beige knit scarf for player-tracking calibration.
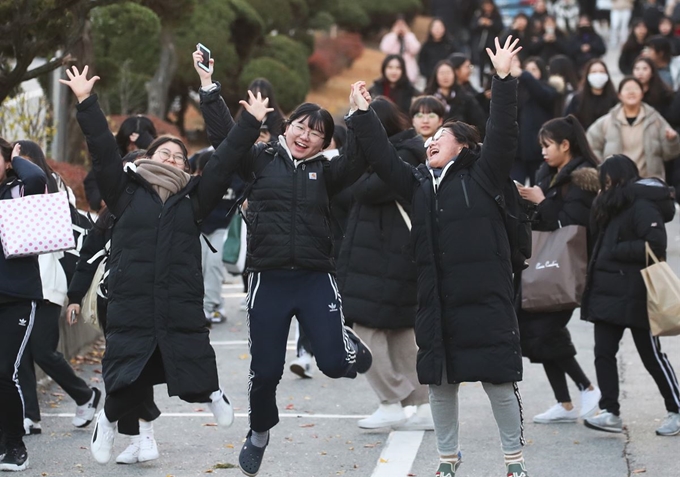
[134,159,190,203]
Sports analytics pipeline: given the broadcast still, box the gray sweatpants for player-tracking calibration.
[429,380,525,456]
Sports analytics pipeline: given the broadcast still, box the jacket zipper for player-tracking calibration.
[291,167,298,267]
[461,175,470,208]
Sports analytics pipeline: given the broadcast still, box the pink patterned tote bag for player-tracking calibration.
[0,190,75,259]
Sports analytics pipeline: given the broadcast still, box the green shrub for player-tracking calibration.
[308,11,335,31]
[258,35,310,90]
[239,57,307,113]
[329,0,370,30]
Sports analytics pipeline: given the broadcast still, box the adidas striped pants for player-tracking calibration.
[245,270,357,432]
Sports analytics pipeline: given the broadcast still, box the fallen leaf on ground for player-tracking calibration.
[379,458,388,463]
[632,470,646,474]
[214,463,237,469]
[285,404,295,410]
[203,423,218,427]
[238,354,249,360]
[300,423,315,428]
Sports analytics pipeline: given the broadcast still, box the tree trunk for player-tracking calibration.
[146,26,177,118]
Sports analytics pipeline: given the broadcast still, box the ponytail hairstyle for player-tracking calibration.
[591,154,640,227]
[370,96,413,138]
[538,115,599,168]
[442,120,481,152]
[16,140,58,193]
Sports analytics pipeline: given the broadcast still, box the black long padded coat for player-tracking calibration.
[336,129,426,329]
[517,158,599,363]
[76,95,233,397]
[581,179,676,329]
[348,76,522,385]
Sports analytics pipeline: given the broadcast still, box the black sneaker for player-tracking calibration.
[0,446,29,472]
[238,430,269,477]
[343,326,372,374]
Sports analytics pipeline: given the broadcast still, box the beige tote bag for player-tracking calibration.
[640,242,680,336]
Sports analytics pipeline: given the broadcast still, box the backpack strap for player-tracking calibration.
[111,182,139,221]
[469,170,506,211]
[225,146,277,220]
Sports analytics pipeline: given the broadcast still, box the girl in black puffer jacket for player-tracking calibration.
[336,97,430,430]
[516,116,601,424]
[582,154,680,436]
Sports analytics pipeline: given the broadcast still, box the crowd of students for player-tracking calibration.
[2,1,680,475]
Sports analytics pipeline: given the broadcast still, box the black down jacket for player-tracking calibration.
[336,129,426,329]
[76,95,233,396]
[517,158,599,363]
[210,111,367,273]
[581,179,676,329]
[349,76,522,385]
[517,71,558,164]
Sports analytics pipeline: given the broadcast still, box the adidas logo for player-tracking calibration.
[328,302,338,312]
[18,318,27,327]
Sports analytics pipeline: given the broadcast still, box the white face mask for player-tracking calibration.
[587,72,609,90]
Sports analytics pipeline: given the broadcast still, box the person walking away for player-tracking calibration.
[581,154,680,436]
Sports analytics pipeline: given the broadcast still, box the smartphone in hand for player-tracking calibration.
[197,43,211,72]
[69,309,77,325]
[513,180,525,188]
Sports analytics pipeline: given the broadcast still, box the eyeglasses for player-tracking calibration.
[424,128,453,148]
[155,148,186,165]
[290,122,324,141]
[414,112,440,120]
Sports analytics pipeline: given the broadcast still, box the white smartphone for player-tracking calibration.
[197,43,211,72]
[513,180,525,188]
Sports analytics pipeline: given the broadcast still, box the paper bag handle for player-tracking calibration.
[646,241,661,267]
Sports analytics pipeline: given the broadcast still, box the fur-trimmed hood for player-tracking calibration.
[570,167,600,193]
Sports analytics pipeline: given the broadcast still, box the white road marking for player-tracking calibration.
[42,412,369,419]
[370,431,425,477]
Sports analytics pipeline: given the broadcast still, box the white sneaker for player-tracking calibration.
[358,403,407,429]
[23,418,41,435]
[73,388,102,428]
[290,353,314,378]
[115,436,140,464]
[656,412,680,436]
[533,403,578,424]
[91,410,116,464]
[138,421,159,462]
[580,387,601,418]
[208,389,234,427]
[394,403,435,431]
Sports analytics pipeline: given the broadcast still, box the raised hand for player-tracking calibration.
[10,143,21,160]
[239,90,274,122]
[350,81,370,111]
[486,36,522,79]
[58,65,100,103]
[193,47,215,88]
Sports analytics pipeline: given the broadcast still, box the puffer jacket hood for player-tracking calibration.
[629,178,676,222]
[389,128,427,164]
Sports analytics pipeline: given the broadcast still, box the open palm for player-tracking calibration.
[486,36,522,79]
[58,66,100,103]
[239,90,274,122]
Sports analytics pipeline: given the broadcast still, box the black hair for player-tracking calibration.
[448,53,470,70]
[426,17,449,42]
[0,137,13,163]
[523,56,548,80]
[379,54,410,89]
[115,115,157,158]
[122,149,146,164]
[573,59,618,129]
[538,115,599,167]
[286,103,335,149]
[409,95,446,118]
[646,35,673,63]
[16,140,58,193]
[548,55,579,91]
[236,78,285,126]
[442,120,481,151]
[632,56,673,107]
[195,150,213,174]
[480,0,500,16]
[424,60,458,95]
[618,75,644,94]
[370,96,413,138]
[592,154,641,227]
[623,18,649,50]
[145,135,190,172]
[331,124,347,150]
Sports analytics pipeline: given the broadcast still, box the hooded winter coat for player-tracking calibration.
[76,95,233,396]
[336,129,426,329]
[581,179,676,329]
[517,158,599,362]
[348,76,522,385]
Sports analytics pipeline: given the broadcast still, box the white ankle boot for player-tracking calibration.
[116,435,141,464]
[358,403,407,429]
[138,421,159,462]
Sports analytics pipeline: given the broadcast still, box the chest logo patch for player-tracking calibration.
[309,172,317,180]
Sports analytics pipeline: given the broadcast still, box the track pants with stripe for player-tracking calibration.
[595,322,680,416]
[246,270,357,432]
[0,301,36,448]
